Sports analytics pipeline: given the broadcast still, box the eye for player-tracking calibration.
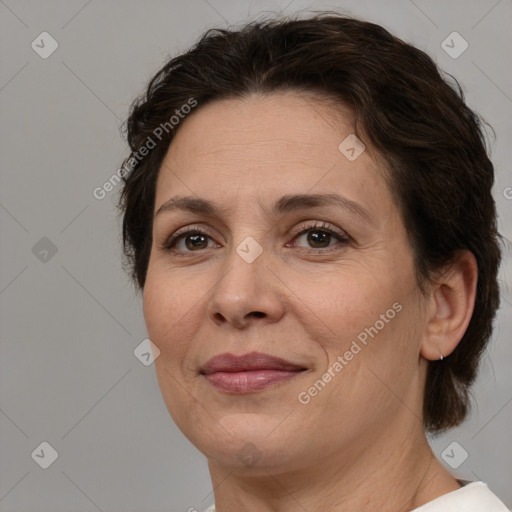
[160,226,218,253]
[160,221,350,255]
[288,221,349,251]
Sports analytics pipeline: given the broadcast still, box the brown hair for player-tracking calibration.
[117,12,502,432]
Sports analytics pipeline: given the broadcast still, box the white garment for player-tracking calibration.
[202,481,509,511]
[411,481,509,511]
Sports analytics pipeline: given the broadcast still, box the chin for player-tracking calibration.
[188,414,305,472]
[204,439,300,475]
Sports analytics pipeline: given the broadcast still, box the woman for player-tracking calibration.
[117,13,509,511]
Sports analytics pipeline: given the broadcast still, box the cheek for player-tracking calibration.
[295,264,420,393]
[142,271,201,360]
[143,274,203,426]
[291,266,396,350]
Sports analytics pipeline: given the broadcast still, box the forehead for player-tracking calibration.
[154,92,393,220]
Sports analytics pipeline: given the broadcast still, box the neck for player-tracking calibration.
[207,417,460,512]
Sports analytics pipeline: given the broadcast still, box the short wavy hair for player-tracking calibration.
[117,12,502,432]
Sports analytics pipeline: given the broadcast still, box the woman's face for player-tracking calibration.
[143,92,429,473]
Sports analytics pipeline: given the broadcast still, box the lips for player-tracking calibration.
[200,351,307,393]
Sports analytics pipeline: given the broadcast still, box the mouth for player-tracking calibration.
[200,351,308,394]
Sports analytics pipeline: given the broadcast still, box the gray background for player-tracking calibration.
[0,1,511,511]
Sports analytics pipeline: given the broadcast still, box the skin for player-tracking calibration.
[143,91,478,511]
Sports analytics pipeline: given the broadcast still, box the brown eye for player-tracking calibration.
[305,230,332,248]
[162,229,216,252]
[291,223,349,251]
[183,233,209,251]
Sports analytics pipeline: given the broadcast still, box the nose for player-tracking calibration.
[207,241,285,329]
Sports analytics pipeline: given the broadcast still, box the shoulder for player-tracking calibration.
[412,481,510,511]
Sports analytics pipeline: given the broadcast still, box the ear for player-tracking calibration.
[420,250,478,361]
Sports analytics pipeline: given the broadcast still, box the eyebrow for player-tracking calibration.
[154,193,373,223]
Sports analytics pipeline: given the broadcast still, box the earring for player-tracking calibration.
[439,352,444,361]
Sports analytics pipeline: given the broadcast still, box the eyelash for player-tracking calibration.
[160,221,350,256]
